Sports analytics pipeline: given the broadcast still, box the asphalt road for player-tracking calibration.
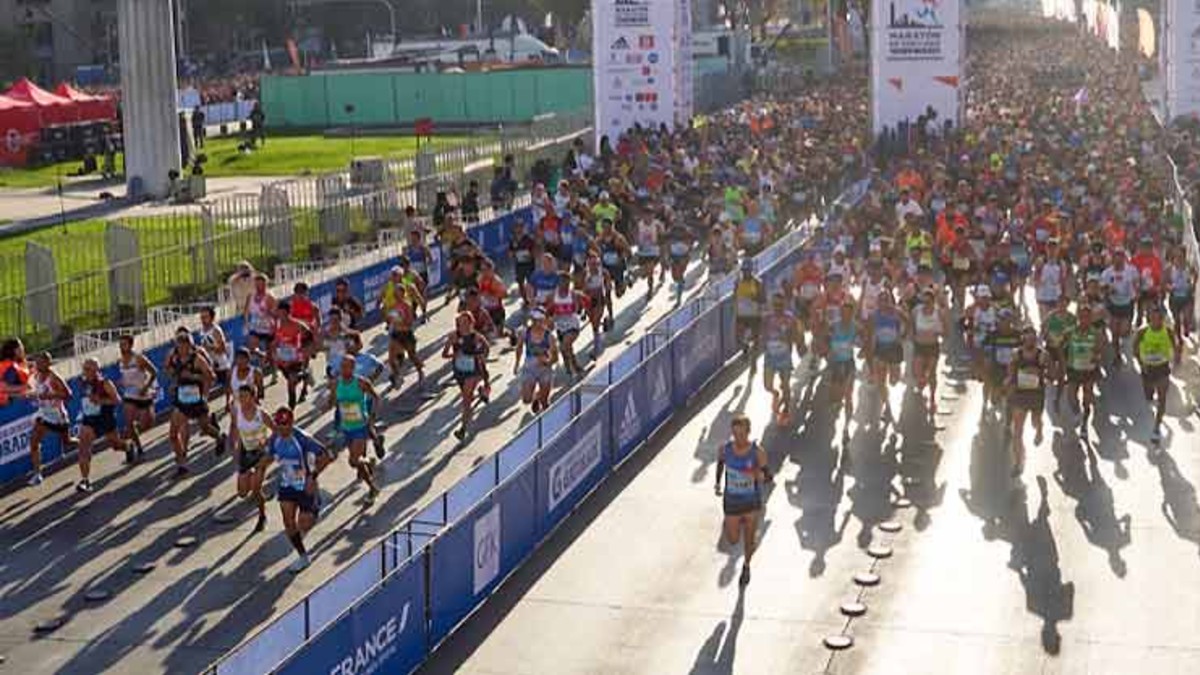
[422,300,1200,675]
[0,258,717,674]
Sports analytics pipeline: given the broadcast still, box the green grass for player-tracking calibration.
[0,132,475,189]
[0,207,386,345]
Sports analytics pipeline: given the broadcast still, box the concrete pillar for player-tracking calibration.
[118,0,182,199]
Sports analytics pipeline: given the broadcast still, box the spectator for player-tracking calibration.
[490,167,512,210]
[0,338,29,406]
[250,102,266,148]
[463,180,481,223]
[227,261,257,310]
[192,107,207,149]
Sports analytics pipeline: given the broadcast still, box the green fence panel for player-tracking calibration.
[512,72,539,120]
[265,68,595,129]
[326,73,397,126]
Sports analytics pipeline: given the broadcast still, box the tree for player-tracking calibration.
[0,27,36,85]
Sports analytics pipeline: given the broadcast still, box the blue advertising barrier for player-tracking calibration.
[428,460,537,644]
[275,554,427,675]
[536,398,611,536]
[0,207,532,488]
[206,178,871,675]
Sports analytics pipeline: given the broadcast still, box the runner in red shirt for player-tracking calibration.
[790,253,824,355]
[1130,236,1163,325]
[273,302,312,410]
[290,282,320,368]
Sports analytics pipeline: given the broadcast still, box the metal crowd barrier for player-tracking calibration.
[205,179,871,675]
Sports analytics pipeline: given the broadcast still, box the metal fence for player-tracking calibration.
[0,110,591,354]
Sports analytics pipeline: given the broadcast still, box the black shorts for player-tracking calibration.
[914,341,939,360]
[278,486,321,516]
[176,401,210,420]
[36,418,70,434]
[453,369,483,387]
[875,343,903,365]
[514,262,534,285]
[1142,363,1171,386]
[214,369,230,389]
[606,264,626,288]
[1169,294,1193,315]
[122,396,154,410]
[82,415,117,437]
[488,307,506,329]
[1108,302,1134,320]
[278,361,307,377]
[250,331,274,346]
[828,360,856,383]
[794,299,814,323]
[735,317,760,338]
[723,499,762,517]
[238,447,265,474]
[390,329,417,350]
[1010,390,1045,414]
[1067,367,1097,385]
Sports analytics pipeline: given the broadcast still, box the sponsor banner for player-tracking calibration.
[472,504,501,594]
[277,556,426,675]
[546,422,604,513]
[609,366,649,462]
[1165,0,1200,120]
[593,0,679,147]
[870,0,963,136]
[0,415,34,467]
[0,208,530,488]
[672,307,722,402]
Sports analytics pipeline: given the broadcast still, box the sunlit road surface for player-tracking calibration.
[0,260,715,674]
[423,298,1200,675]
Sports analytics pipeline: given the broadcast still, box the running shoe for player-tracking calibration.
[373,432,386,459]
[27,472,44,487]
[76,479,92,494]
[287,554,311,574]
[739,564,751,586]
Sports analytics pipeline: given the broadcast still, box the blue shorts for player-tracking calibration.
[340,426,370,442]
[764,351,793,373]
[278,486,320,516]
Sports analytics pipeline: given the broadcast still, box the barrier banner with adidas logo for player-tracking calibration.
[869,0,963,136]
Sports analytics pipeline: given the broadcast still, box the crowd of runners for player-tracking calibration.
[0,18,1196,582]
[715,19,1199,587]
[0,74,864,572]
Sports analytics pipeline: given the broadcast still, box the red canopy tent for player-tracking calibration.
[0,95,40,166]
[3,78,77,125]
[54,83,117,122]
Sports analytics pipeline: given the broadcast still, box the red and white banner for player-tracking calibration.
[870,0,963,136]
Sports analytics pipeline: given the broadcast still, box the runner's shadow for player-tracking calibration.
[1010,476,1075,656]
[784,422,847,577]
[844,413,900,550]
[960,415,1018,541]
[689,589,745,675]
[896,390,946,531]
[1155,451,1200,554]
[1053,433,1132,577]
